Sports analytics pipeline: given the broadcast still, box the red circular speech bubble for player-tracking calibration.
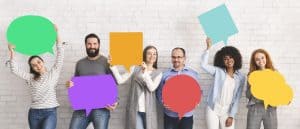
[162,74,202,119]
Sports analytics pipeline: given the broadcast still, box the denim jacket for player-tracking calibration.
[201,50,246,118]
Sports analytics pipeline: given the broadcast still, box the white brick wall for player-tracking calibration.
[1,0,300,129]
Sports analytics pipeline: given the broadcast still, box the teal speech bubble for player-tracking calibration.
[198,4,238,45]
[7,15,57,55]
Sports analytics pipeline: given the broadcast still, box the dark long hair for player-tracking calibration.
[213,46,242,71]
[143,45,158,69]
[28,56,44,80]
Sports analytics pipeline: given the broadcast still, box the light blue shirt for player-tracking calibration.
[156,66,201,117]
[201,50,246,118]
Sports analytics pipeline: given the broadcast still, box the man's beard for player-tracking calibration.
[86,48,99,57]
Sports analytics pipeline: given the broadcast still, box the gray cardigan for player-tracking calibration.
[125,66,163,129]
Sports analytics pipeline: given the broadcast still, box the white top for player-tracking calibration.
[215,74,236,113]
[110,66,162,112]
[9,43,64,109]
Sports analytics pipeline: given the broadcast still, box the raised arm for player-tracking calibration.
[8,44,31,81]
[51,24,65,72]
[200,38,217,76]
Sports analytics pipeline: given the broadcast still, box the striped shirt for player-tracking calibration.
[9,43,64,109]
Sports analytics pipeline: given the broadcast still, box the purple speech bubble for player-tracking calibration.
[68,74,118,116]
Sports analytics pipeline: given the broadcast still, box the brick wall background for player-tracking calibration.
[0,0,299,129]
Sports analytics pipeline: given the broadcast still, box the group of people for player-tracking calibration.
[7,27,279,129]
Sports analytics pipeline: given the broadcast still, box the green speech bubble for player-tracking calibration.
[7,15,57,55]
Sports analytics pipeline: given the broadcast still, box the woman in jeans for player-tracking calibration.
[8,25,64,129]
[110,45,163,129]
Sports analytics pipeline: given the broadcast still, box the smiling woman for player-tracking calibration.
[201,37,246,129]
[246,49,278,129]
[28,56,45,80]
[110,45,163,129]
[7,26,65,129]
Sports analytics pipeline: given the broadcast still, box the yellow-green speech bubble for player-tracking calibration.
[248,69,293,109]
[6,15,57,56]
[110,32,143,72]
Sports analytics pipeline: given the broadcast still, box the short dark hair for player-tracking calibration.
[28,56,44,80]
[172,47,186,57]
[213,46,242,71]
[85,33,100,44]
[143,45,158,69]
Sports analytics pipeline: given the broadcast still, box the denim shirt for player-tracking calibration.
[156,67,201,117]
[201,50,246,118]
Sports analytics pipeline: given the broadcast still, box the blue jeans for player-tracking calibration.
[136,112,146,129]
[28,107,57,129]
[69,108,110,129]
[164,114,193,129]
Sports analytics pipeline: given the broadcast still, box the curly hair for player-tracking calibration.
[213,46,242,71]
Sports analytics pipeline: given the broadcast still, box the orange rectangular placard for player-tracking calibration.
[110,32,143,71]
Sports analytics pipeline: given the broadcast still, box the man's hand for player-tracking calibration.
[66,80,74,88]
